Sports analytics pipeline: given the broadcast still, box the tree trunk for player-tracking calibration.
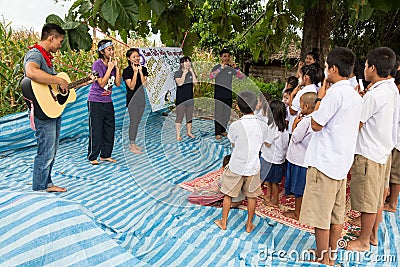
[301,0,333,64]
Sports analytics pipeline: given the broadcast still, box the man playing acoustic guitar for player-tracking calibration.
[23,23,94,192]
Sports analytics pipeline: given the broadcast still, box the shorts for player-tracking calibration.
[285,161,307,198]
[350,154,385,213]
[260,157,286,184]
[220,167,262,198]
[384,153,391,188]
[390,148,400,184]
[299,167,346,230]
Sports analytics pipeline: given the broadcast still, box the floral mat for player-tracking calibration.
[179,170,361,240]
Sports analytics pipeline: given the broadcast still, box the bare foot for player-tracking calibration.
[130,144,143,154]
[370,235,378,246]
[246,222,255,233]
[100,157,117,163]
[214,219,226,230]
[46,185,67,192]
[90,160,99,165]
[263,199,279,207]
[346,239,370,252]
[259,194,271,202]
[187,133,195,138]
[176,136,182,141]
[282,210,299,220]
[383,202,397,213]
[215,135,221,140]
[221,132,228,137]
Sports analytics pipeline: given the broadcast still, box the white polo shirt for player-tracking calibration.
[228,114,274,176]
[291,84,318,113]
[261,128,290,164]
[286,114,313,167]
[304,80,362,180]
[355,79,398,164]
[388,78,400,151]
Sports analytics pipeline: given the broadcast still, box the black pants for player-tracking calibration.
[87,101,115,161]
[214,97,232,135]
[127,89,145,143]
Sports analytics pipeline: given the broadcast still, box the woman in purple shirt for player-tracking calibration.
[87,39,121,165]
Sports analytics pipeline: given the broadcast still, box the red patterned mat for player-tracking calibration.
[179,170,361,239]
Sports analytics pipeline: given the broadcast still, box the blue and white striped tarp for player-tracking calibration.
[0,83,399,266]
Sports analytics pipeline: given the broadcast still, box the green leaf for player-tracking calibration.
[45,14,64,25]
[93,0,106,16]
[68,28,92,51]
[79,0,92,14]
[147,0,167,16]
[62,21,81,30]
[359,4,374,21]
[138,2,152,21]
[369,0,392,11]
[101,0,121,26]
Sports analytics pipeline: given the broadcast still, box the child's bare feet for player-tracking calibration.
[282,210,299,220]
[263,199,279,207]
[46,185,67,192]
[383,202,397,212]
[370,235,378,246]
[214,219,226,230]
[130,144,143,154]
[345,239,370,252]
[187,133,195,138]
[90,159,100,165]
[100,157,117,163]
[246,222,255,233]
[221,132,228,137]
[259,194,271,202]
[215,135,222,140]
[176,135,182,141]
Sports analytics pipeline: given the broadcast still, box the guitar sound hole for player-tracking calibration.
[48,85,58,101]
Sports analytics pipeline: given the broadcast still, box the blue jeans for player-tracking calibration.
[32,116,61,191]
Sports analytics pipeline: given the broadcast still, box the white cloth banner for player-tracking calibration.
[141,47,183,111]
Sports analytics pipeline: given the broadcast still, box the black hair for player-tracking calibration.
[299,64,319,85]
[394,71,400,86]
[307,48,320,63]
[222,155,231,167]
[286,76,298,89]
[390,54,400,77]
[126,47,140,58]
[237,90,257,114]
[269,100,287,132]
[366,47,396,78]
[41,23,65,41]
[219,48,230,57]
[300,92,317,110]
[258,92,272,120]
[97,39,112,59]
[326,47,355,78]
[179,56,192,69]
[283,87,294,95]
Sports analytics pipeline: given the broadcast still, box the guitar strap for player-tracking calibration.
[23,96,36,131]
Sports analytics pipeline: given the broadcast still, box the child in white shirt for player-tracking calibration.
[215,91,273,233]
[260,100,290,207]
[288,65,318,132]
[283,92,316,220]
[348,47,398,252]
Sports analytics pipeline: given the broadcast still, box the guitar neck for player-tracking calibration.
[67,76,91,90]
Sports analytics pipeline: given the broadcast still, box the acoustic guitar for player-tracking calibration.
[21,72,97,118]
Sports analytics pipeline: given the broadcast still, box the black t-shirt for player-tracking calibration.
[212,64,238,99]
[122,66,148,106]
[174,69,194,106]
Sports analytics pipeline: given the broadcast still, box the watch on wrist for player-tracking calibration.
[315,97,322,104]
